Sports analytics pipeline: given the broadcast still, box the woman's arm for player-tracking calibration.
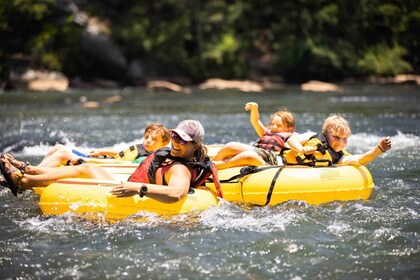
[110,163,191,203]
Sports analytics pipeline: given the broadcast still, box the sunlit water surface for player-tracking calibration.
[0,85,419,279]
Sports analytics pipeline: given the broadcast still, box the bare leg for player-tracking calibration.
[37,144,77,167]
[17,164,114,189]
[214,150,265,170]
[212,142,254,161]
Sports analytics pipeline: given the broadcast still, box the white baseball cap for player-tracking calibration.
[170,120,205,144]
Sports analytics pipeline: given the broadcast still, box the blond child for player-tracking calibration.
[285,114,392,166]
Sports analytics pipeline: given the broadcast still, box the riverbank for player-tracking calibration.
[2,69,419,93]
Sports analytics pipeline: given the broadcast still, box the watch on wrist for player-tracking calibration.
[139,185,148,198]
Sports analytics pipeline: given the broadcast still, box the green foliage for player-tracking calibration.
[39,52,61,70]
[3,0,54,20]
[357,44,412,75]
[317,4,339,26]
[204,33,239,64]
[0,0,81,76]
[0,0,419,83]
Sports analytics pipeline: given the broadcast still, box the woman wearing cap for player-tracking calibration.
[1,120,221,202]
[110,120,222,202]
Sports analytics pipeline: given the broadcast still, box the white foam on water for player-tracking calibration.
[199,200,302,232]
[347,131,418,154]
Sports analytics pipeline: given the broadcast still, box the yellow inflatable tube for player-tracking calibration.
[38,178,218,221]
[36,164,373,220]
[206,165,374,206]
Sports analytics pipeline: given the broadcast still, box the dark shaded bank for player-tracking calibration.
[1,0,419,90]
[2,72,419,94]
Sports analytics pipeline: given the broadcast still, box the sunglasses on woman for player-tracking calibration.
[171,132,191,145]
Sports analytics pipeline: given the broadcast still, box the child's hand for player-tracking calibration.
[87,149,102,157]
[245,102,258,111]
[378,137,392,152]
[302,146,316,154]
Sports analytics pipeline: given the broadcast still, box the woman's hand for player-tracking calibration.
[110,182,139,197]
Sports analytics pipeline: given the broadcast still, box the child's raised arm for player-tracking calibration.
[245,102,266,137]
[340,137,392,166]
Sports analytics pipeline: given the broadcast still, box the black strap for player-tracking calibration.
[208,166,262,183]
[220,166,260,182]
[210,165,283,183]
[264,167,284,206]
[289,142,332,167]
[206,165,284,205]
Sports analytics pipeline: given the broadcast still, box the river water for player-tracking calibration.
[0,85,419,279]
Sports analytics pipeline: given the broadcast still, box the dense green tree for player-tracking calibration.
[0,0,81,76]
[0,0,419,84]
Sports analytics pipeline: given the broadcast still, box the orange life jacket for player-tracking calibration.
[253,131,291,152]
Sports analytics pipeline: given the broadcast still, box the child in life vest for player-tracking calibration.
[286,114,392,166]
[212,102,314,170]
[36,123,170,167]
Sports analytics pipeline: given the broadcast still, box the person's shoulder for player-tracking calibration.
[170,160,190,168]
[276,131,293,138]
[295,131,317,142]
[167,162,192,175]
[341,149,351,156]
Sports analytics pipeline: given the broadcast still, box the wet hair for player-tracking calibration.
[322,114,352,137]
[144,123,170,146]
[269,108,295,130]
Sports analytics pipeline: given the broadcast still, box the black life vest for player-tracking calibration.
[253,131,290,152]
[129,147,223,198]
[283,133,348,166]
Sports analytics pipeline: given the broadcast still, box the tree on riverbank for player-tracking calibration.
[0,0,419,88]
